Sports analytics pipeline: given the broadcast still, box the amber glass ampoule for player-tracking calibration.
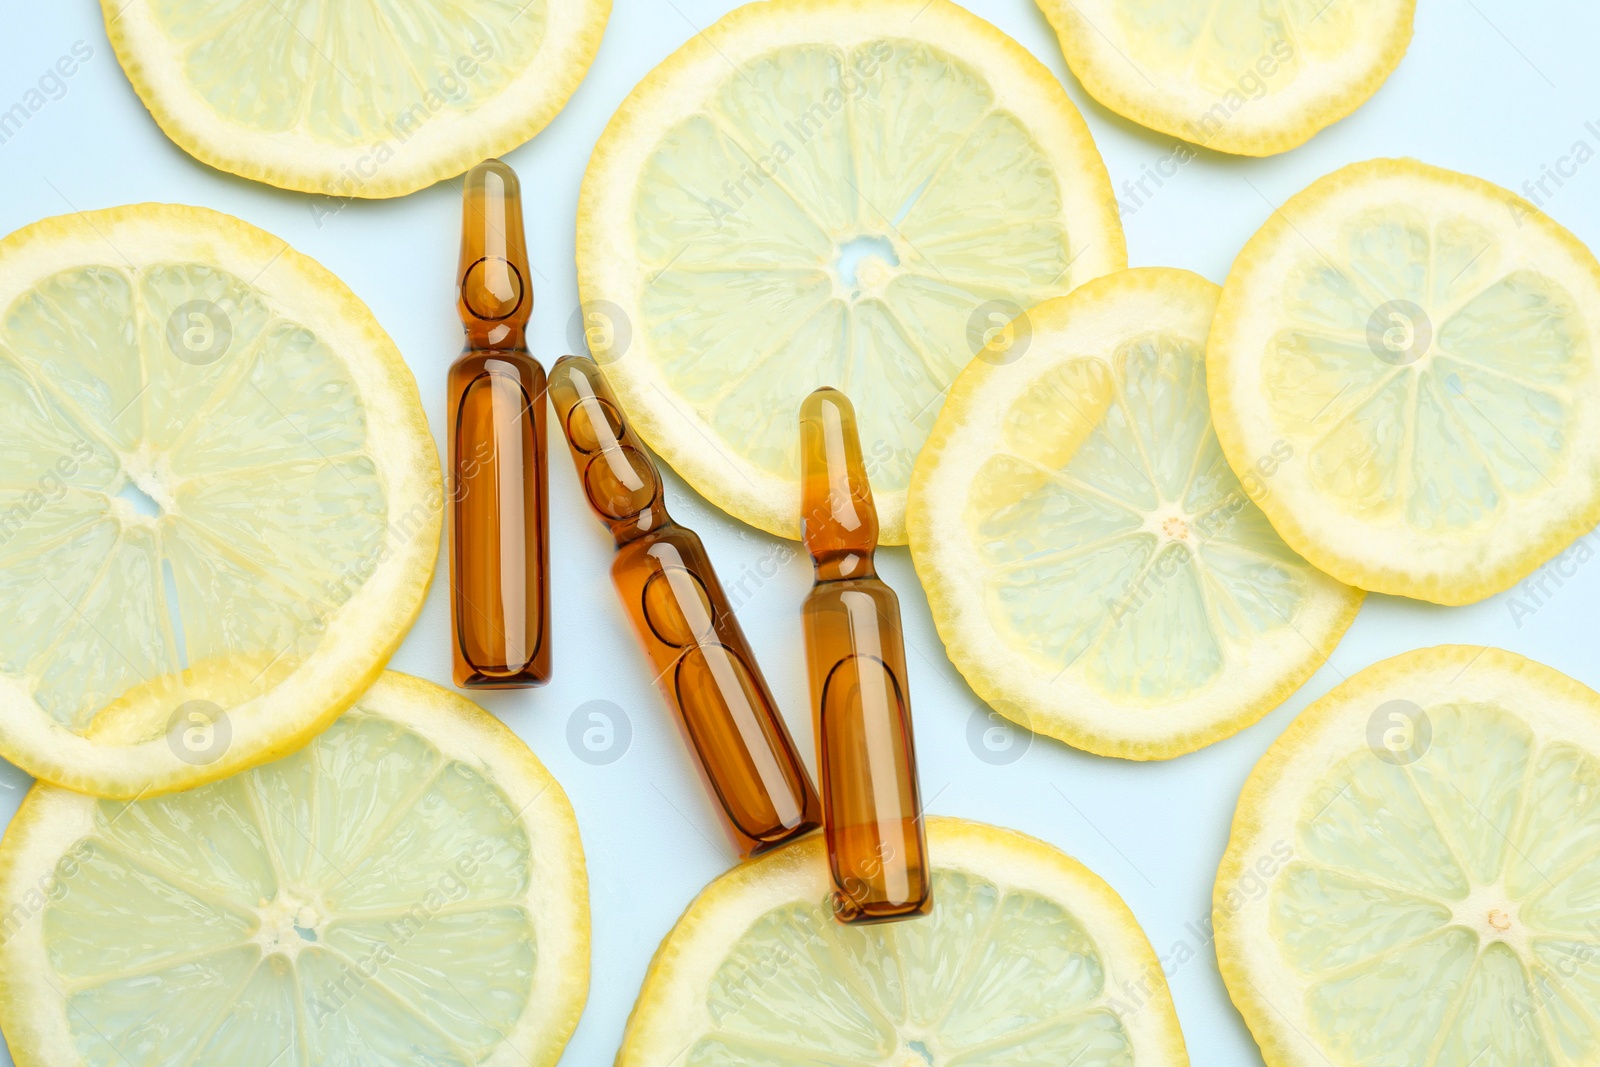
[800,388,930,924]
[447,159,551,689]
[549,355,821,857]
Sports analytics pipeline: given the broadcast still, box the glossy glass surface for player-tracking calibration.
[551,355,820,857]
[448,160,551,688]
[800,387,929,922]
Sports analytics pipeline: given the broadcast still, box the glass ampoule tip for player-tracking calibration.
[800,386,877,576]
[459,159,531,337]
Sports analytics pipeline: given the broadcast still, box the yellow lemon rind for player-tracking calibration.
[0,671,590,1067]
[1213,644,1600,1067]
[616,815,1188,1066]
[0,204,440,798]
[1207,157,1600,606]
[100,0,612,197]
[1036,0,1415,156]
[577,0,1126,544]
[909,267,1362,760]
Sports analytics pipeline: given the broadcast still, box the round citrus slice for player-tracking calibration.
[1208,158,1600,605]
[1216,645,1600,1067]
[102,0,611,197]
[908,268,1361,760]
[618,816,1187,1066]
[1036,0,1414,156]
[577,0,1125,544]
[0,672,589,1067]
[0,204,439,797]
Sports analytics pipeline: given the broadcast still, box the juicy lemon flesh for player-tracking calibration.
[681,869,1135,1066]
[970,331,1321,702]
[1110,0,1363,94]
[0,262,386,737]
[39,709,536,1066]
[147,0,546,146]
[634,40,1084,506]
[1275,702,1600,1065]
[1265,208,1584,535]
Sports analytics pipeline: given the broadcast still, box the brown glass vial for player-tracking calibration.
[447,160,551,689]
[800,388,931,924]
[549,354,821,857]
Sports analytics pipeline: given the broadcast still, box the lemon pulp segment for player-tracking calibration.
[103,0,611,196]
[1208,159,1600,604]
[1218,646,1600,1067]
[578,0,1125,542]
[0,674,588,1067]
[1037,0,1415,155]
[910,268,1360,759]
[618,817,1188,1066]
[0,205,438,797]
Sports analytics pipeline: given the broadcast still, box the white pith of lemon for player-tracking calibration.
[102,0,611,197]
[1036,0,1414,156]
[0,672,589,1067]
[908,268,1361,760]
[0,204,439,798]
[577,0,1126,544]
[1216,645,1600,1067]
[617,816,1188,1067]
[1208,158,1600,605]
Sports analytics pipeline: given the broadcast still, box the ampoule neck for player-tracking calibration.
[609,508,678,548]
[455,330,531,358]
[812,548,877,584]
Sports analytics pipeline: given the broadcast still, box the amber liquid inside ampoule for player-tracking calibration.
[800,387,930,923]
[448,160,551,688]
[549,355,821,857]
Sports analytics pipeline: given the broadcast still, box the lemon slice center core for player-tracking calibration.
[1449,882,1527,951]
[115,449,178,519]
[255,887,326,960]
[893,1040,937,1066]
[1148,503,1193,544]
[834,233,901,300]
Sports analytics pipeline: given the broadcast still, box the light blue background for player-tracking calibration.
[2,1,1599,1063]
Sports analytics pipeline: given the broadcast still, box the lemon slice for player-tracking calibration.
[577,0,1125,543]
[0,205,438,797]
[908,268,1360,759]
[1208,158,1600,605]
[102,0,611,197]
[1216,645,1600,1066]
[0,672,588,1067]
[618,816,1187,1066]
[1036,0,1414,156]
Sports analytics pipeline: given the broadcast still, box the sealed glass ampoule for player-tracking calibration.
[800,387,931,923]
[448,159,552,689]
[549,354,821,857]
